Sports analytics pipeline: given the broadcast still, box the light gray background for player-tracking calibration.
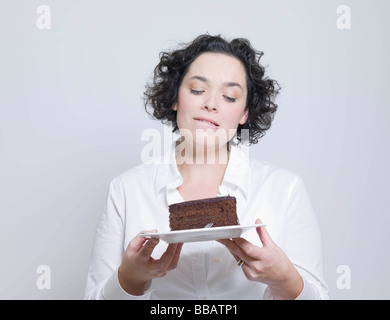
[1,0,389,299]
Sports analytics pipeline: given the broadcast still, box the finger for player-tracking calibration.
[167,242,183,270]
[137,238,160,261]
[130,229,158,252]
[216,239,240,261]
[217,238,253,262]
[255,218,273,247]
[216,238,230,247]
[129,236,148,253]
[217,239,240,261]
[232,237,263,260]
[155,243,181,270]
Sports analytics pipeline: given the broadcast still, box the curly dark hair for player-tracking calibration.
[143,34,280,144]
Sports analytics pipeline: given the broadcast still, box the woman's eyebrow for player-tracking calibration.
[223,81,242,90]
[190,76,243,90]
[190,75,208,83]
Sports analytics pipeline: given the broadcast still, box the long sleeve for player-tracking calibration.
[283,176,329,299]
[261,176,329,300]
[84,178,151,300]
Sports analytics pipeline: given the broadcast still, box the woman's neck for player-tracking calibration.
[175,139,230,200]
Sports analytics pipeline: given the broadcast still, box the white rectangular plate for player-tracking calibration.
[140,224,265,243]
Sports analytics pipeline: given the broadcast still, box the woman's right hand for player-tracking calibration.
[118,230,183,296]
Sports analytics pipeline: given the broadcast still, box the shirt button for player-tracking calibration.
[214,257,220,263]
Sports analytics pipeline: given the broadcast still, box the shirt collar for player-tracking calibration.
[154,143,183,197]
[221,142,250,199]
[154,140,250,200]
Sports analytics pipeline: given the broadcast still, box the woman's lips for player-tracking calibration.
[194,117,219,128]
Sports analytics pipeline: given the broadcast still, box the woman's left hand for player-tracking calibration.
[217,219,303,300]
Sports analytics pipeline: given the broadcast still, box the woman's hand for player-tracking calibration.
[217,219,303,300]
[118,230,183,296]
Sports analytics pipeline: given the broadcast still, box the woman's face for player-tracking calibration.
[173,52,248,149]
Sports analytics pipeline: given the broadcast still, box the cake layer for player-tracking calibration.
[169,196,238,231]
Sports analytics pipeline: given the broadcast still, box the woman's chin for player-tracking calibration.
[179,128,233,148]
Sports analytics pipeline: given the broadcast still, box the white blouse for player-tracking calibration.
[84,142,329,300]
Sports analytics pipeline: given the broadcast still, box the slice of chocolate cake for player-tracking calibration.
[169,196,239,231]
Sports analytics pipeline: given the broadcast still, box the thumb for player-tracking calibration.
[255,218,272,247]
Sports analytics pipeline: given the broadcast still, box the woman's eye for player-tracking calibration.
[190,89,204,95]
[223,95,236,103]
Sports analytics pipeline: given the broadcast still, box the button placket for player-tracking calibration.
[189,241,212,300]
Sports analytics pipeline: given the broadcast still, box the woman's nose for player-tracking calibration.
[202,94,219,112]
[201,105,218,112]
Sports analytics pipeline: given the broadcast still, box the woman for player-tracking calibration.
[84,34,329,299]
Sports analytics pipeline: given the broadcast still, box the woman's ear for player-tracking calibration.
[239,108,249,125]
[172,103,178,111]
